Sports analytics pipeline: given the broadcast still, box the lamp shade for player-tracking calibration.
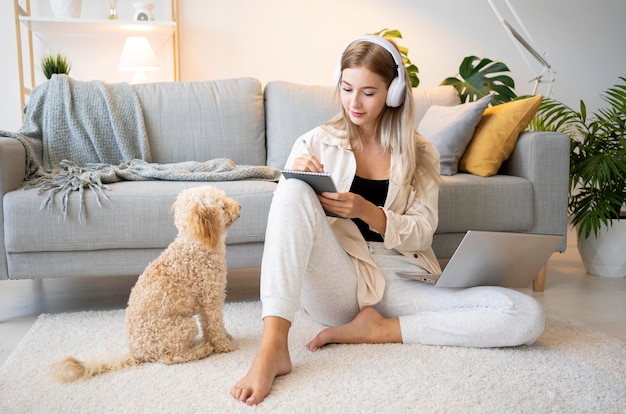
[118,36,159,72]
[118,36,160,83]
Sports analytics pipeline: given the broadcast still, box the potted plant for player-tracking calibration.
[532,76,626,277]
[41,53,71,79]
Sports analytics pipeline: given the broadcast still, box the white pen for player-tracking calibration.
[302,139,325,172]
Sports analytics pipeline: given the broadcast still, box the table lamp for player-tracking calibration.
[118,36,160,83]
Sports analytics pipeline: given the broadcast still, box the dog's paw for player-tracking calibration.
[213,340,237,353]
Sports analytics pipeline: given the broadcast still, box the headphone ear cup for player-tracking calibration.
[386,77,404,107]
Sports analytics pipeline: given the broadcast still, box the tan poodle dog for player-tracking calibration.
[52,185,240,382]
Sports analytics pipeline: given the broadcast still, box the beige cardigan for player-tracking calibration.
[284,126,442,308]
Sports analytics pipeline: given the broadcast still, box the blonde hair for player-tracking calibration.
[325,37,439,198]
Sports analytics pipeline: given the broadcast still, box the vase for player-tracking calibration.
[577,219,626,278]
[50,0,82,18]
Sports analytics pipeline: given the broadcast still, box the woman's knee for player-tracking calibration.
[497,288,545,346]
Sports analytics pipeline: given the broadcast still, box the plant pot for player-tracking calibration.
[50,0,82,18]
[577,219,626,278]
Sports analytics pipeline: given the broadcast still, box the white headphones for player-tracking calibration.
[333,35,407,108]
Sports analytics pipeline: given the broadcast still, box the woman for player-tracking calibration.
[231,35,544,405]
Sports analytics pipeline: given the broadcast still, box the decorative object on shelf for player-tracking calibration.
[109,0,119,20]
[41,53,71,79]
[50,0,82,18]
[133,2,155,21]
[118,36,159,83]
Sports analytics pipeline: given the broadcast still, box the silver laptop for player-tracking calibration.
[398,231,563,288]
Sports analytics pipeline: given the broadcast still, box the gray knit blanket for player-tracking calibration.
[1,75,280,221]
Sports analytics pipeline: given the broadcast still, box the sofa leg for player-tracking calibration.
[533,263,547,292]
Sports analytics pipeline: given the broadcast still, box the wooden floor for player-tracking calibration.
[1,229,625,366]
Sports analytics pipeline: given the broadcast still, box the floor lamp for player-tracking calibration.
[487,0,557,97]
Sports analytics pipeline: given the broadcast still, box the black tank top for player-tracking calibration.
[350,175,389,242]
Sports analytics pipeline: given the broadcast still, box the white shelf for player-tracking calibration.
[19,17,176,36]
[14,0,180,113]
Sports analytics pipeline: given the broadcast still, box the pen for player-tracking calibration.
[302,139,324,172]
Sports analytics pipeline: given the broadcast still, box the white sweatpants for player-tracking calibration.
[260,179,545,348]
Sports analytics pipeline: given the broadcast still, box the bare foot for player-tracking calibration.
[231,317,292,405]
[306,307,401,351]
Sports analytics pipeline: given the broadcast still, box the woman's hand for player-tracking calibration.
[319,192,387,234]
[291,154,324,173]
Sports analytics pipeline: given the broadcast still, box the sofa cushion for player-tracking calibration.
[418,93,493,175]
[3,180,276,253]
[134,78,266,167]
[264,82,461,169]
[437,174,533,233]
[459,95,542,177]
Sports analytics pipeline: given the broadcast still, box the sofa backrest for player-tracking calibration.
[133,78,266,166]
[264,81,339,169]
[264,81,461,169]
[132,78,460,169]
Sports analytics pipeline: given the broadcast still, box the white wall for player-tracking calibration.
[2,0,625,131]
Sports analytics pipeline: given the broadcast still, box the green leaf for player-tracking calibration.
[440,56,517,104]
[40,54,71,79]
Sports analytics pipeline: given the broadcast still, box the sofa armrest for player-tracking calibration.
[0,137,26,193]
[0,137,26,280]
[499,131,570,251]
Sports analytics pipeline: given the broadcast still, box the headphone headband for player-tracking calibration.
[333,34,407,107]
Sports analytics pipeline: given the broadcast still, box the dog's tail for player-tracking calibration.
[51,354,141,382]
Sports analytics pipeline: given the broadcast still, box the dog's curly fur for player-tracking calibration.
[52,186,240,382]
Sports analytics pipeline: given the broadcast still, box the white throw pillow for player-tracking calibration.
[418,93,493,175]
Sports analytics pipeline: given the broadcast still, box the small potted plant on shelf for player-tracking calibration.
[532,76,626,277]
[41,53,71,79]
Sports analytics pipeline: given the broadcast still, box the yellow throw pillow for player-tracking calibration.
[459,94,542,177]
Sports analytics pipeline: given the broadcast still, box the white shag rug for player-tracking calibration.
[1,301,625,413]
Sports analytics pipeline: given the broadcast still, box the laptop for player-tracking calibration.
[397,231,563,288]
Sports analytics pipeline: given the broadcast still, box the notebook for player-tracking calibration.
[281,169,339,216]
[281,170,337,193]
[397,231,563,288]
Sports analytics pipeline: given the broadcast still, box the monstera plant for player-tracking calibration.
[440,56,517,105]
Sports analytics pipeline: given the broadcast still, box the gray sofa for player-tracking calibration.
[0,77,569,291]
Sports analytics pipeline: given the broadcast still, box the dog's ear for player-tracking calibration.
[223,198,241,227]
[188,202,222,250]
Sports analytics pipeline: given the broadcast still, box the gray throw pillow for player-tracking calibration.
[418,93,494,175]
